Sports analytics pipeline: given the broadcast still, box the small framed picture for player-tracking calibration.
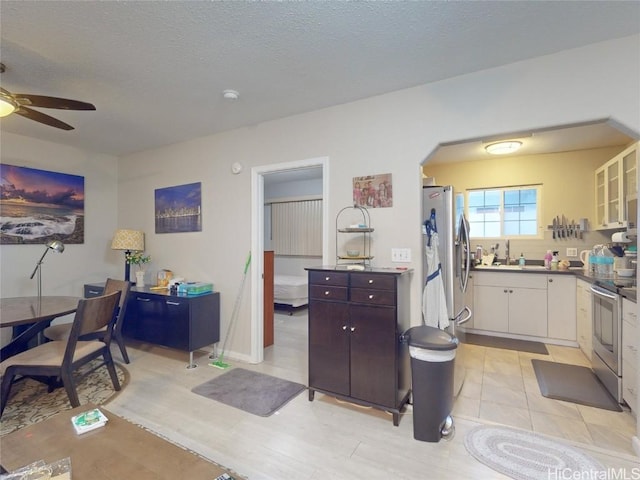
[353,173,392,208]
[155,182,202,233]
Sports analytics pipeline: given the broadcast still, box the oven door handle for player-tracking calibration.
[590,285,618,300]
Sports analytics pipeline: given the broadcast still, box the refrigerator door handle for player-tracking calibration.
[457,215,471,293]
[454,306,472,325]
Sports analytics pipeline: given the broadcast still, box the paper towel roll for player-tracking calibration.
[612,231,631,243]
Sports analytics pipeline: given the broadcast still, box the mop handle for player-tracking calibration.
[243,252,252,274]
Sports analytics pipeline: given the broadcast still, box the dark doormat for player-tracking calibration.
[459,332,548,355]
[531,360,622,412]
[191,368,306,417]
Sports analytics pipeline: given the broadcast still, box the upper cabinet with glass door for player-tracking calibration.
[595,142,638,230]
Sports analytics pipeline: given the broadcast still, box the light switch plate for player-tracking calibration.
[391,248,411,263]
[566,248,577,257]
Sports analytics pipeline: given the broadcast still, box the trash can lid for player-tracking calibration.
[406,325,459,351]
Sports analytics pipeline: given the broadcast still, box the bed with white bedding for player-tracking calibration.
[274,274,308,312]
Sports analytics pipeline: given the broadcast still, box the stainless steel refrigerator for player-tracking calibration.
[422,184,472,395]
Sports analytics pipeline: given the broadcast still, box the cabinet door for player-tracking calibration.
[607,160,622,225]
[508,288,547,337]
[595,167,606,228]
[547,276,576,341]
[125,294,191,349]
[473,285,508,332]
[308,300,350,396]
[349,304,397,407]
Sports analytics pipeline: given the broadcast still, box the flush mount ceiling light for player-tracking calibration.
[485,141,523,155]
[222,89,239,100]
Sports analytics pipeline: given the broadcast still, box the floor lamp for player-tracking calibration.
[111,229,145,282]
[29,240,65,303]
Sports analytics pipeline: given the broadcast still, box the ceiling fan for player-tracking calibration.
[0,62,95,131]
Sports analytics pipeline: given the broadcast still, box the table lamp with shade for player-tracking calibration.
[111,229,144,282]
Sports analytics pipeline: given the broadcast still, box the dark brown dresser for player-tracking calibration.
[305,266,412,425]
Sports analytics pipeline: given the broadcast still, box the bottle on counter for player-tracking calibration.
[551,251,559,270]
[519,253,526,267]
[544,250,553,270]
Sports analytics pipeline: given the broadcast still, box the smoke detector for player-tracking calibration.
[222,89,239,100]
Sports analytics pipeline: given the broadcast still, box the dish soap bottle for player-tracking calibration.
[544,250,553,270]
[519,253,526,267]
[551,251,559,270]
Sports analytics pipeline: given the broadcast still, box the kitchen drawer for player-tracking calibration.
[350,287,396,306]
[309,285,348,301]
[473,272,547,289]
[350,274,395,291]
[309,271,349,287]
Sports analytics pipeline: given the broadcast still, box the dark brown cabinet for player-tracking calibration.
[306,267,411,425]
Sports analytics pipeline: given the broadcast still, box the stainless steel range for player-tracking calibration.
[590,284,622,403]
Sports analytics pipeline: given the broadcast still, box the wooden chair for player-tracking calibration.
[44,279,132,364]
[0,291,122,418]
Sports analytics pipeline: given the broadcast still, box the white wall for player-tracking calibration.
[3,35,639,362]
[0,133,120,345]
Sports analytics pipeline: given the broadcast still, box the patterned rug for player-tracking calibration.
[0,360,128,436]
[464,425,605,480]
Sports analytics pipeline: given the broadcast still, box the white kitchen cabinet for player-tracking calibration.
[576,279,593,360]
[547,275,576,341]
[595,142,637,230]
[622,297,638,414]
[473,272,547,337]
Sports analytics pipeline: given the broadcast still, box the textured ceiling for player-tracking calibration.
[0,1,639,157]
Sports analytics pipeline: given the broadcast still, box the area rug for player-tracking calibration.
[460,332,548,355]
[191,368,305,417]
[531,360,622,412]
[464,425,605,480]
[0,360,128,436]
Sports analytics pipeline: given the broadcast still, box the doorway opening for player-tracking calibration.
[250,157,330,363]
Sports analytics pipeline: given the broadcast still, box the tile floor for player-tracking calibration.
[453,341,638,456]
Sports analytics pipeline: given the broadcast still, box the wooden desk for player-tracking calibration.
[0,404,240,479]
[0,296,80,360]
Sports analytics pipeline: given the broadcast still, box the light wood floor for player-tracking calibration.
[106,311,639,479]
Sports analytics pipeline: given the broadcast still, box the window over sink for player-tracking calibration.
[465,185,541,238]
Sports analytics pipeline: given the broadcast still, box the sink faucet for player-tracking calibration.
[505,240,510,265]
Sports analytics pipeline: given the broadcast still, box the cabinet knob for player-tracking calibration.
[137,297,151,302]
[324,291,330,296]
[368,294,374,299]
[350,327,356,332]
[509,290,513,293]
[548,279,553,283]
[368,279,374,284]
[504,289,508,293]
[325,276,330,281]
[166,301,180,306]
[342,325,347,330]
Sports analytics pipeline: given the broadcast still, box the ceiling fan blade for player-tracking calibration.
[14,106,74,130]
[15,94,95,111]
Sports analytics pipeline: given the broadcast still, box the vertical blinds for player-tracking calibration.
[271,199,322,256]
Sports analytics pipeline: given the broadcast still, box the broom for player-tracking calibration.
[210,252,252,369]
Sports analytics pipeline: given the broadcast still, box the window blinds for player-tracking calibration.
[271,199,322,256]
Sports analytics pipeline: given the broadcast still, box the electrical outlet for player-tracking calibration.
[391,248,411,263]
[566,248,577,257]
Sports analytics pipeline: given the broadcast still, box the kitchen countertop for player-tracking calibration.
[472,264,636,302]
